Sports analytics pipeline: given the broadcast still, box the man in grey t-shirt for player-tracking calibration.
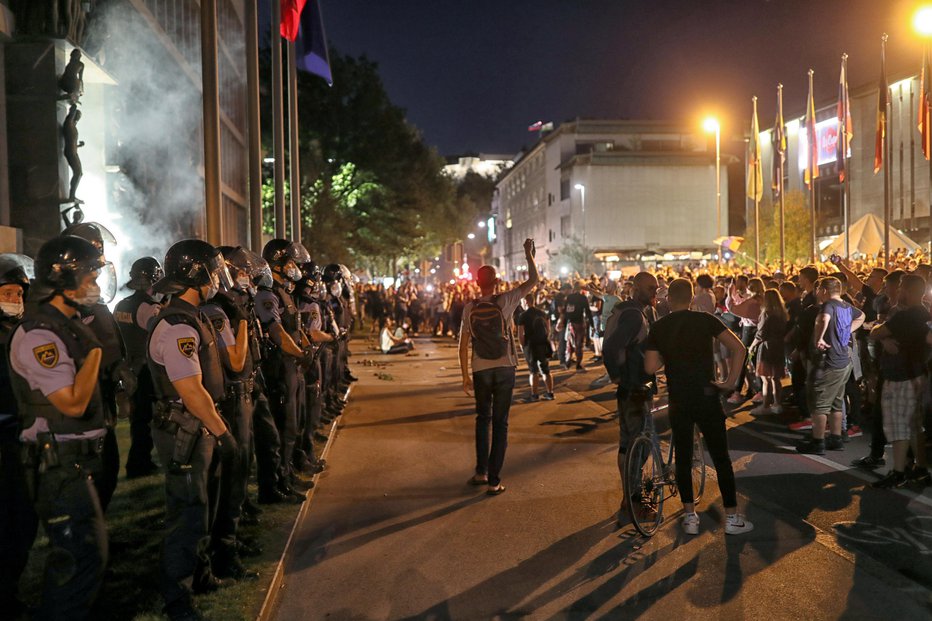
[459,238,538,495]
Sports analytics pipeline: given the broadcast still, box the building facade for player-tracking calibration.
[491,120,729,278]
[757,73,929,249]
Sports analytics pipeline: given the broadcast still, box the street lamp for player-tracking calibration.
[703,117,722,239]
[467,232,476,240]
[477,221,486,228]
[574,183,587,272]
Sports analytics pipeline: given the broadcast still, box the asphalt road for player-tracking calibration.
[273,336,932,621]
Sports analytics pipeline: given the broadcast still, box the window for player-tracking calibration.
[560,179,570,201]
[561,216,571,238]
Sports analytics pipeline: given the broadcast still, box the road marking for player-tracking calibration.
[726,418,932,510]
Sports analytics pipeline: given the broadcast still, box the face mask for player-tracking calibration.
[72,283,101,307]
[286,266,301,282]
[236,275,251,291]
[0,301,23,318]
[200,284,218,302]
[330,283,341,297]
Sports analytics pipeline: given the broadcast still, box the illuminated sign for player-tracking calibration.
[487,217,496,242]
[797,118,850,171]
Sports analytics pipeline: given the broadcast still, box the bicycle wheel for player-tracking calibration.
[691,426,706,504]
[625,435,665,537]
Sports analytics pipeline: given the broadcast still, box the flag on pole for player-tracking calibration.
[747,97,763,202]
[837,55,853,181]
[295,0,333,84]
[920,49,932,160]
[528,121,543,132]
[772,85,786,198]
[874,39,888,174]
[280,0,307,42]
[805,70,819,187]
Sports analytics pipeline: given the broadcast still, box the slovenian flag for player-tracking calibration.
[295,0,332,85]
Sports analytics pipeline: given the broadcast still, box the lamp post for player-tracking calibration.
[703,117,722,240]
[574,183,587,273]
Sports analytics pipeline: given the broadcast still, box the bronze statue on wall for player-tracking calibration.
[62,104,84,204]
[58,49,84,104]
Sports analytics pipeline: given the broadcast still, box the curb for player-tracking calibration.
[256,384,352,621]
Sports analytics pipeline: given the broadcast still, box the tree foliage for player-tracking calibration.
[260,50,459,269]
[741,191,812,266]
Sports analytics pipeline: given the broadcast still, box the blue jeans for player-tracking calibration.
[473,366,516,486]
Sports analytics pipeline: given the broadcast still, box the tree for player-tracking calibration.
[741,191,812,267]
[550,236,596,276]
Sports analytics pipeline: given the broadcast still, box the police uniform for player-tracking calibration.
[9,303,108,620]
[115,289,161,477]
[147,297,225,611]
[255,281,303,489]
[200,290,256,570]
[296,296,325,464]
[0,307,38,614]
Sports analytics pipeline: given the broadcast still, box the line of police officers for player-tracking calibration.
[0,224,357,621]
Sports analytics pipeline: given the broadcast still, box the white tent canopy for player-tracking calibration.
[823,213,922,257]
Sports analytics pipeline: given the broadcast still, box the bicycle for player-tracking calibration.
[623,386,706,537]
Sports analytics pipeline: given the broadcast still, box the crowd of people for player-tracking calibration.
[371,244,932,535]
[0,223,357,621]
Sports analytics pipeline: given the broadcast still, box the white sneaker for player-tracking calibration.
[725,513,754,535]
[769,405,783,415]
[682,512,700,535]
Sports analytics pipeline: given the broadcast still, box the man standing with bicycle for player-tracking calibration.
[459,239,538,496]
[643,278,754,536]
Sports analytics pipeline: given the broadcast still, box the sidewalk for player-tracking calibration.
[271,337,932,620]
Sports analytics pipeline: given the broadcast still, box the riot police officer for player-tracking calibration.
[322,264,351,415]
[257,239,313,499]
[115,256,164,478]
[0,254,38,617]
[147,239,239,621]
[295,261,332,468]
[9,235,114,620]
[62,222,133,510]
[199,246,259,580]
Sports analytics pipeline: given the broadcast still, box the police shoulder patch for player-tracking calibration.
[211,317,225,333]
[177,337,196,358]
[33,343,59,368]
[263,300,275,310]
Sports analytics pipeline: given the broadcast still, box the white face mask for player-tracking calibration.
[72,283,101,307]
[205,284,219,300]
[286,266,302,282]
[236,275,251,291]
[0,301,24,318]
[330,283,341,297]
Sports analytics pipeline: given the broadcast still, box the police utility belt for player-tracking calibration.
[225,375,256,400]
[22,432,105,473]
[153,400,210,472]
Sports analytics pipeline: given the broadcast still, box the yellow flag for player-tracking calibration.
[747,97,763,202]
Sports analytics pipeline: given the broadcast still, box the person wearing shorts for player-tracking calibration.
[869,274,931,488]
[516,294,554,401]
[797,277,863,455]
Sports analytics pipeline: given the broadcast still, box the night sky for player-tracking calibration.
[322,0,927,157]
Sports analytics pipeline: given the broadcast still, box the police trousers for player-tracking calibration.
[153,426,218,609]
[28,446,107,621]
[252,387,284,493]
[0,436,38,610]
[212,387,254,556]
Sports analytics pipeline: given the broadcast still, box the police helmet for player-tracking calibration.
[127,256,164,291]
[35,235,115,302]
[321,263,343,284]
[154,239,233,295]
[0,253,33,293]
[62,222,117,252]
[262,239,311,271]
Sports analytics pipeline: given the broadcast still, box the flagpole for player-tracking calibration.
[882,35,891,269]
[753,96,761,268]
[809,69,817,264]
[839,54,851,259]
[246,0,262,252]
[287,41,302,244]
[271,0,287,239]
[778,83,786,271]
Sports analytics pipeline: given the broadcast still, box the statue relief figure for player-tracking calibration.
[62,104,84,203]
[58,49,85,104]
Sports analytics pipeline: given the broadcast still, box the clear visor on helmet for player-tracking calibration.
[288,242,311,264]
[206,252,234,291]
[0,253,35,282]
[95,261,117,304]
[248,252,273,289]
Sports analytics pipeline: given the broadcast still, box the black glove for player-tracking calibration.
[215,431,239,462]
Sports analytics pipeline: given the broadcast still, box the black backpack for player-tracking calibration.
[470,296,510,359]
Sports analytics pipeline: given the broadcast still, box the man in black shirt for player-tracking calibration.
[644,279,753,536]
[516,294,554,401]
[564,281,593,371]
